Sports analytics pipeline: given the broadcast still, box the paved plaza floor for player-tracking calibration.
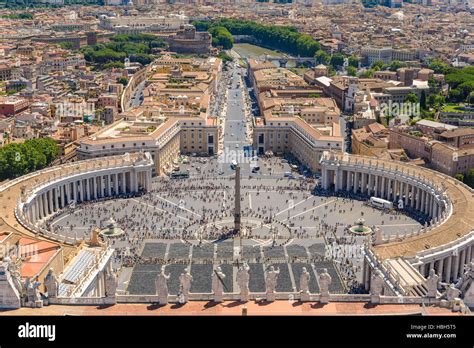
[44,158,424,296]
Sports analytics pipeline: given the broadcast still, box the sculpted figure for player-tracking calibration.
[178,267,193,303]
[32,279,42,302]
[155,266,170,305]
[265,266,280,302]
[446,284,461,302]
[300,267,311,294]
[237,262,250,302]
[212,266,226,303]
[44,268,59,298]
[319,268,332,297]
[426,269,440,298]
[370,270,384,297]
[104,268,118,298]
[4,257,23,294]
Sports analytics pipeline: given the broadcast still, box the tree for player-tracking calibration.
[118,77,128,86]
[454,173,464,183]
[330,53,344,69]
[348,56,360,68]
[359,69,374,78]
[448,88,463,103]
[428,94,445,110]
[315,50,330,65]
[468,91,474,105]
[371,60,386,72]
[0,138,59,180]
[465,169,474,189]
[347,66,357,77]
[428,59,451,74]
[193,19,320,57]
[420,90,427,110]
[59,42,75,50]
[405,92,419,104]
[218,51,233,63]
[209,26,234,50]
[389,60,406,71]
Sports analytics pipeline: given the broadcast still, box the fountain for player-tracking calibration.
[100,218,125,238]
[348,218,373,236]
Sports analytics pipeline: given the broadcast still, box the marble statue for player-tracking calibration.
[426,268,440,298]
[446,284,461,302]
[265,266,280,302]
[237,262,250,302]
[178,268,193,303]
[463,280,474,308]
[22,277,43,307]
[23,277,34,303]
[212,266,226,303]
[373,227,384,246]
[155,266,170,305]
[44,268,59,298]
[0,261,21,308]
[299,267,311,301]
[319,268,332,304]
[104,268,118,299]
[370,270,384,303]
[32,279,42,302]
[4,257,23,294]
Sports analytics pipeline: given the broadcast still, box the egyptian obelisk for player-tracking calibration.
[234,164,241,232]
[233,165,242,263]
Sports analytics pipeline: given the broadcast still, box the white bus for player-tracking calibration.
[369,197,393,210]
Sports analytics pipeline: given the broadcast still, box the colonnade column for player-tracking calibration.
[374,175,379,197]
[346,171,351,192]
[353,172,358,194]
[438,258,444,282]
[114,173,119,195]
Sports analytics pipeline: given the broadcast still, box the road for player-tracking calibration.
[128,80,146,109]
[219,62,253,176]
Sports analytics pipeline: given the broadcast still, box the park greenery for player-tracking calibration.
[425,60,474,104]
[209,26,234,50]
[1,12,33,19]
[455,169,474,189]
[1,0,103,7]
[0,138,60,180]
[79,34,167,69]
[218,51,234,63]
[193,19,321,58]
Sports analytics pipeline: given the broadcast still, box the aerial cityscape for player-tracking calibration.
[0,0,473,326]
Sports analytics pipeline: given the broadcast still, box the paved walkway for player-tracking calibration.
[0,301,460,316]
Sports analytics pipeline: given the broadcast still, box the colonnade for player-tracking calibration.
[414,234,474,283]
[24,163,152,223]
[321,165,444,221]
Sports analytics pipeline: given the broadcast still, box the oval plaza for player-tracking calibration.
[0,146,473,311]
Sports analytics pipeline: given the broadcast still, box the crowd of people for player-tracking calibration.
[40,166,426,294]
